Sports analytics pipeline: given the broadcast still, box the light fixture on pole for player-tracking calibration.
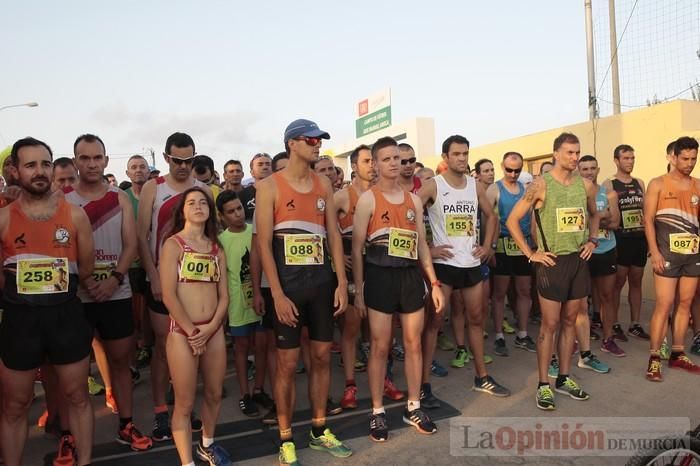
[0,102,39,112]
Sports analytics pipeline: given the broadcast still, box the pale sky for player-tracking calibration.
[0,1,660,180]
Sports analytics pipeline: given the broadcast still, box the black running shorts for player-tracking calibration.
[493,253,532,277]
[145,281,169,315]
[273,282,335,349]
[128,267,148,295]
[615,235,648,268]
[364,263,426,314]
[535,253,591,303]
[589,249,618,278]
[260,287,275,330]
[0,298,92,370]
[84,298,135,340]
[434,263,483,290]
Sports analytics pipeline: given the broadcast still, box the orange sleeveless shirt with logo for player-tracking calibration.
[365,187,419,268]
[338,185,360,255]
[272,171,333,292]
[2,198,80,306]
[654,175,700,259]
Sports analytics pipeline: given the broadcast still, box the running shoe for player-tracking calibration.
[578,353,610,373]
[529,313,542,324]
[536,385,556,410]
[391,342,405,361]
[451,348,470,368]
[295,361,306,374]
[646,357,663,382]
[252,390,274,410]
[152,412,172,442]
[403,407,437,434]
[330,342,342,354]
[601,337,626,357]
[327,397,343,416]
[431,360,448,377]
[437,333,455,351]
[554,376,590,400]
[590,328,600,341]
[279,441,300,466]
[660,339,671,360]
[116,422,153,451]
[309,428,352,458]
[668,353,700,374]
[591,313,602,329]
[197,440,232,466]
[88,376,105,396]
[420,385,441,409]
[369,412,389,442]
[514,335,537,352]
[106,391,118,414]
[53,434,76,466]
[262,405,278,425]
[338,356,367,372]
[340,385,358,410]
[130,366,141,386]
[135,346,152,369]
[383,377,405,401]
[472,375,511,397]
[628,324,650,340]
[484,354,494,364]
[494,338,508,357]
[691,332,700,356]
[247,360,255,381]
[612,324,628,342]
[37,409,49,428]
[239,394,259,417]
[502,319,516,334]
[547,358,559,379]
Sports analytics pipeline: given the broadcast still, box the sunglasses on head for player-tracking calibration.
[401,157,417,165]
[295,136,322,146]
[504,167,522,174]
[167,156,194,166]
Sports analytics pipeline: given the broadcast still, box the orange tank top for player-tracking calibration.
[338,185,359,255]
[2,197,80,305]
[365,187,419,267]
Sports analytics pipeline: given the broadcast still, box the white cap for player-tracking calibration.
[518,171,533,185]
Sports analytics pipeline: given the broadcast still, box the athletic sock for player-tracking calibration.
[580,350,591,360]
[496,332,504,341]
[556,374,569,387]
[407,399,420,411]
[119,417,132,430]
[202,436,214,448]
[311,424,326,437]
[517,331,527,339]
[183,462,195,466]
[372,406,386,415]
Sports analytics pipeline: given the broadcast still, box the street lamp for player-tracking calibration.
[0,102,39,112]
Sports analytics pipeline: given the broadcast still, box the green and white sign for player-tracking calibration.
[356,88,392,138]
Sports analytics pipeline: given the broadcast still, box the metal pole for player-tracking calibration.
[585,0,597,120]
[608,0,621,114]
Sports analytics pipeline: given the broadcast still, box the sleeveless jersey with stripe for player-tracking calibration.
[272,172,333,293]
[594,184,616,254]
[172,235,221,283]
[654,175,700,257]
[2,198,79,306]
[149,176,205,266]
[536,173,587,255]
[338,185,360,255]
[64,185,132,302]
[427,175,480,268]
[497,180,531,240]
[366,187,419,268]
[611,178,644,238]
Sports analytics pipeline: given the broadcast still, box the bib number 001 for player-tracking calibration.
[180,252,220,281]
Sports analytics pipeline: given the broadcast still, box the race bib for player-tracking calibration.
[93,260,116,282]
[669,233,699,255]
[388,227,418,260]
[445,214,474,237]
[284,234,324,265]
[241,280,253,308]
[556,207,586,233]
[622,209,643,229]
[180,252,220,281]
[17,257,69,295]
[503,237,524,256]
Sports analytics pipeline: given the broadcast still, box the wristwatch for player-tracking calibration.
[110,270,125,285]
[587,237,600,247]
[490,242,498,250]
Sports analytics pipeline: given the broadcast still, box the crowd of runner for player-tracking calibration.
[0,120,698,466]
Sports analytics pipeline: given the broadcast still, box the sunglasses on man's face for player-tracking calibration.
[400,157,417,165]
[295,136,322,146]
[167,156,194,166]
[504,167,522,174]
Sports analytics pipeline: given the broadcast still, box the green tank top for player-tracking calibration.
[126,187,139,219]
[536,173,587,255]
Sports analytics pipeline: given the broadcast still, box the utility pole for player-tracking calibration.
[608,0,622,114]
[585,0,597,120]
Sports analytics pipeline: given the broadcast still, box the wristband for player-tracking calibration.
[431,280,441,288]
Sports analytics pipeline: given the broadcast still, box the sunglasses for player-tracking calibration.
[167,155,194,166]
[295,136,322,146]
[401,157,417,165]
[504,167,523,174]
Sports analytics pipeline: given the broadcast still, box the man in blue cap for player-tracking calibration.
[256,119,351,465]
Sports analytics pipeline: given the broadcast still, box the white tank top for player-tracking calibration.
[64,185,132,302]
[427,174,480,268]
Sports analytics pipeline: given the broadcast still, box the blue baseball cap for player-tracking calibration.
[284,119,330,144]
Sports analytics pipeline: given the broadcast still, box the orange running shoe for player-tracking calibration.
[383,377,405,401]
[340,385,358,409]
[37,409,49,428]
[53,434,76,466]
[646,357,663,382]
[116,422,153,451]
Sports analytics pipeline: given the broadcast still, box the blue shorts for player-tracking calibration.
[229,321,263,337]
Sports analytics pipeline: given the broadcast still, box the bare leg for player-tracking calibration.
[537,295,562,382]
[166,333,198,464]
[461,283,487,377]
[400,309,425,402]
[368,310,393,409]
[198,327,227,441]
